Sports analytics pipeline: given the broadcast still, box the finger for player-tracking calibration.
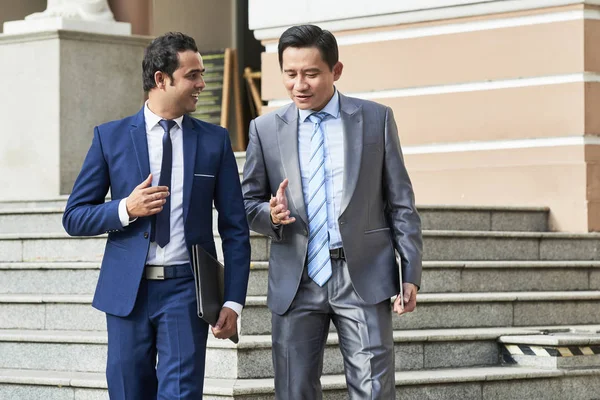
[279,217,296,225]
[270,197,278,207]
[142,185,170,195]
[393,296,403,312]
[277,179,289,197]
[147,199,167,209]
[150,191,170,201]
[136,174,153,189]
[273,209,290,219]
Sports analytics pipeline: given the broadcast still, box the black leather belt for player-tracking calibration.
[145,263,193,280]
[329,248,345,260]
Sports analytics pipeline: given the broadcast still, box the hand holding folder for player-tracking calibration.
[394,250,418,315]
[191,244,239,344]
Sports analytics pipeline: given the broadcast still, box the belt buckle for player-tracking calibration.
[146,266,165,280]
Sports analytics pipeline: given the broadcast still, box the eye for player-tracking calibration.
[306,74,317,78]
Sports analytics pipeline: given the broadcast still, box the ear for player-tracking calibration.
[333,61,343,81]
[154,71,167,89]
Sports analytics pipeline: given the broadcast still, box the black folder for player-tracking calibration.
[191,244,239,344]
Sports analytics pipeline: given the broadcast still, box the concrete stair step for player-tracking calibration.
[421,260,600,293]
[499,328,600,369]
[0,204,549,235]
[2,291,600,334]
[0,326,553,378]
[2,260,600,296]
[239,291,600,336]
[1,365,600,400]
[2,230,600,263]
[0,262,100,295]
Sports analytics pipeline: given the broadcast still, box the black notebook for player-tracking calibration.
[191,244,239,344]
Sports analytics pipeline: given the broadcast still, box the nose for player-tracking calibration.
[196,75,205,91]
[295,76,309,91]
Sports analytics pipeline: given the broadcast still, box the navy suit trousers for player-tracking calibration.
[105,274,209,400]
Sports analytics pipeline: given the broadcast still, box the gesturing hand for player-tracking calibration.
[270,179,296,225]
[211,307,238,340]
[394,283,418,316]
[125,174,170,218]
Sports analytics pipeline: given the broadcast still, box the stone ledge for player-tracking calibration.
[3,260,600,271]
[0,262,100,270]
[0,29,151,46]
[2,366,599,394]
[500,332,600,346]
[4,229,600,241]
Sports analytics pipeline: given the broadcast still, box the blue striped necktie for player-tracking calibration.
[306,111,332,286]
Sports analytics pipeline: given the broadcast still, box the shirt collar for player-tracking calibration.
[144,100,184,131]
[298,88,340,123]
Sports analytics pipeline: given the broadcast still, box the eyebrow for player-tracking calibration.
[186,68,205,75]
[283,68,320,73]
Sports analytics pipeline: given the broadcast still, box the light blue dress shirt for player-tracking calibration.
[298,90,344,249]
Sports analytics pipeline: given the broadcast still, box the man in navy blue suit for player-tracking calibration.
[63,32,250,399]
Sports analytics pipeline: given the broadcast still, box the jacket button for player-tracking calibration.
[143,232,149,239]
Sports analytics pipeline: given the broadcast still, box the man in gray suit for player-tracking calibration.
[242,24,423,399]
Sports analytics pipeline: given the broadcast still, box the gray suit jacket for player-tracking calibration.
[242,93,422,315]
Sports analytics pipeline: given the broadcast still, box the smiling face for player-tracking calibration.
[149,50,206,119]
[281,46,343,111]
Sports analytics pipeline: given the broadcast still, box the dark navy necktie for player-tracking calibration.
[155,119,176,248]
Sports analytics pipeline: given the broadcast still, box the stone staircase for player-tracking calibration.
[1,155,600,399]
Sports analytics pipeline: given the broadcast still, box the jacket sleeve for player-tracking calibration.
[214,132,251,306]
[62,126,122,237]
[382,107,423,288]
[242,118,284,241]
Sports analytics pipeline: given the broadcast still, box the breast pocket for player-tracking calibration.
[192,174,216,199]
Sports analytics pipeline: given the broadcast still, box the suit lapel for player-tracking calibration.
[130,108,150,181]
[340,94,363,216]
[182,115,198,222]
[277,104,308,227]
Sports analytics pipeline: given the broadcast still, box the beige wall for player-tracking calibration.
[151,0,235,51]
[0,0,46,33]
[253,1,600,232]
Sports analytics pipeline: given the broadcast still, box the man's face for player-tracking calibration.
[281,46,343,111]
[162,50,206,117]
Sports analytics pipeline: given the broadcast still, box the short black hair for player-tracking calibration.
[278,25,338,71]
[142,32,198,92]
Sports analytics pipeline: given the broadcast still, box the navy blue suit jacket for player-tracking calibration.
[63,108,250,317]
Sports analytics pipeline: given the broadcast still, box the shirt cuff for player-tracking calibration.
[223,301,243,316]
[269,213,282,229]
[118,198,137,227]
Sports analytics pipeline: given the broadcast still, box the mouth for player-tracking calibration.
[191,93,199,103]
[295,94,312,101]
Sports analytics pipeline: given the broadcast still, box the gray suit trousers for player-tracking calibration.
[271,258,395,399]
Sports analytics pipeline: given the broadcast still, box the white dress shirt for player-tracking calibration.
[298,89,345,249]
[118,102,242,315]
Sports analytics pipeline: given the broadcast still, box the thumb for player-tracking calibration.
[137,174,152,189]
[403,288,411,303]
[215,311,226,329]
